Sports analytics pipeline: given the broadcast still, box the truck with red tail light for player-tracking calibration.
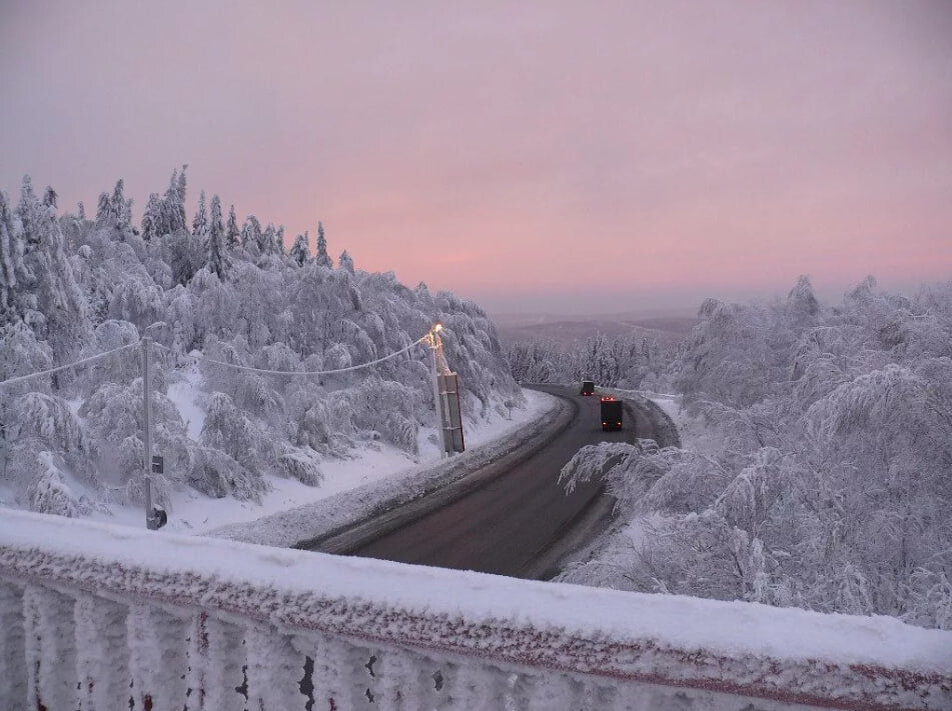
[600,396,623,431]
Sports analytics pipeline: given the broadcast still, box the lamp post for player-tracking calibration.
[141,337,154,528]
[428,322,449,457]
[141,336,166,530]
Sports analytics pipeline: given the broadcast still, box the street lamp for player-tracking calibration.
[428,322,448,456]
[428,321,466,456]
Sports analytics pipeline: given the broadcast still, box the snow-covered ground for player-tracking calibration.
[77,377,555,536]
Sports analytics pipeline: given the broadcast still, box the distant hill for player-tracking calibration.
[494,312,697,348]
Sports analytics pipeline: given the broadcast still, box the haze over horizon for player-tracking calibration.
[2,1,950,315]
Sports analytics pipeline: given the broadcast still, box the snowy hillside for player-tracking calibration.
[557,277,952,630]
[0,171,524,524]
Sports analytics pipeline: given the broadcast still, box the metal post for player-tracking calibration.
[429,333,447,458]
[141,337,154,529]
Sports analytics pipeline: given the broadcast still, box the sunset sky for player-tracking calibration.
[1,1,950,314]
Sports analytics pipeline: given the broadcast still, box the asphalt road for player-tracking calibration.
[346,384,665,578]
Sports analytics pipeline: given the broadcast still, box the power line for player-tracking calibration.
[153,335,429,376]
[0,331,432,387]
[0,342,139,389]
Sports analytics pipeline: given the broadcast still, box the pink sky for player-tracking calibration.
[1,1,950,314]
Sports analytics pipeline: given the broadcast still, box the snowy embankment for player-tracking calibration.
[66,357,555,538]
[2,508,950,710]
[211,387,565,548]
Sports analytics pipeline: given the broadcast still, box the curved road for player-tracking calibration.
[345,385,667,579]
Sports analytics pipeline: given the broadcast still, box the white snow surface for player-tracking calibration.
[97,382,555,536]
[2,507,950,676]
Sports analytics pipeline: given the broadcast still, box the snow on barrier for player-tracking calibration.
[1,509,949,711]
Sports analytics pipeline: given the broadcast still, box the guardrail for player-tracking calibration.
[1,509,949,710]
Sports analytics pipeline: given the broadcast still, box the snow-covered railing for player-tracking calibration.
[1,510,949,711]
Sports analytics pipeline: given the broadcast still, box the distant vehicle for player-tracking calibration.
[600,396,623,431]
[580,380,595,396]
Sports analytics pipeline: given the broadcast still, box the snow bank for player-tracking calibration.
[2,508,949,710]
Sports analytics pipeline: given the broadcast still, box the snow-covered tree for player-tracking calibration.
[206,194,227,279]
[225,204,240,249]
[339,249,354,274]
[290,231,309,267]
[240,215,262,257]
[0,168,523,546]
[560,276,952,629]
[315,221,332,268]
[140,193,162,242]
[172,165,188,232]
[192,189,208,239]
[13,176,89,361]
[0,190,28,320]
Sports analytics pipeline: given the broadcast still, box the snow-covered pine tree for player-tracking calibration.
[315,221,332,268]
[192,190,208,239]
[258,222,285,259]
[161,167,188,235]
[290,231,309,267]
[339,249,354,274]
[109,179,132,234]
[92,180,133,239]
[141,193,162,241]
[0,190,28,320]
[207,195,227,279]
[14,176,89,361]
[241,215,262,257]
[174,165,188,231]
[16,176,41,243]
[43,186,57,209]
[95,191,111,226]
[225,204,240,249]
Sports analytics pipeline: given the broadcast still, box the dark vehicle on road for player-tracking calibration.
[600,396,623,431]
[579,380,595,396]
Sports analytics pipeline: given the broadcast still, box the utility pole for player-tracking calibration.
[142,337,154,528]
[428,321,465,456]
[428,323,449,458]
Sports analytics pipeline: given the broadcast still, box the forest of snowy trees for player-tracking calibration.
[507,332,672,391]
[0,169,521,517]
[557,276,952,629]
